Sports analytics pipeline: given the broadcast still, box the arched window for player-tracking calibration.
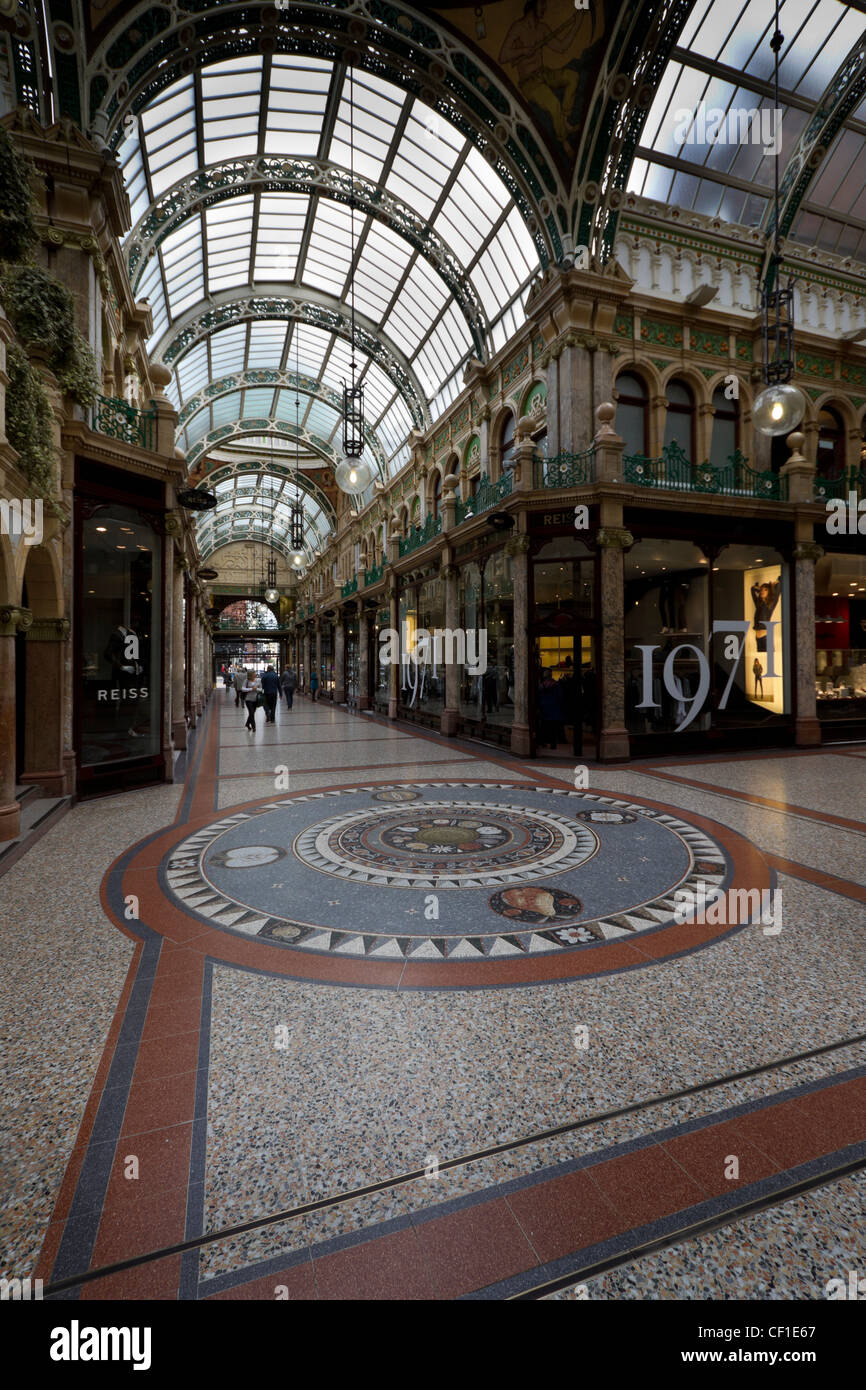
[709,383,739,468]
[664,378,695,458]
[431,469,442,520]
[615,372,649,456]
[500,411,516,471]
[817,406,845,479]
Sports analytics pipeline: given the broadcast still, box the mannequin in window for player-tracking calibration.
[750,579,781,653]
[103,623,145,737]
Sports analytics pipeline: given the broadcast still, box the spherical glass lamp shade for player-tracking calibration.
[288,547,306,573]
[264,587,280,604]
[753,382,806,436]
[334,455,374,494]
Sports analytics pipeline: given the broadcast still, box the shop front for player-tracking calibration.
[814,540,866,741]
[75,460,168,794]
[622,514,794,756]
[527,515,598,758]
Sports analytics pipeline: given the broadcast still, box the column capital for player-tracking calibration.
[596,526,634,551]
[0,605,32,636]
[440,563,459,580]
[504,535,531,556]
[26,617,70,641]
[792,541,824,564]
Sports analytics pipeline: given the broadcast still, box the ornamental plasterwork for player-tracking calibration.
[126,157,488,359]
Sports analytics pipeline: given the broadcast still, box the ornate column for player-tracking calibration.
[388,575,399,720]
[0,606,32,840]
[303,626,311,693]
[314,619,322,692]
[20,617,70,796]
[596,526,633,762]
[357,599,371,711]
[333,614,346,704]
[793,538,824,747]
[506,534,532,755]
[441,560,459,736]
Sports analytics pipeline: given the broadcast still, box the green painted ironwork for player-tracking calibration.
[455,470,514,525]
[341,576,358,598]
[364,563,385,587]
[624,444,785,500]
[534,447,596,489]
[813,468,866,502]
[93,395,156,450]
[398,512,443,556]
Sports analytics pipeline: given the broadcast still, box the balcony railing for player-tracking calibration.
[340,576,358,598]
[364,562,384,586]
[624,444,786,500]
[813,467,866,502]
[93,395,156,450]
[455,470,514,525]
[398,512,442,556]
[533,446,596,489]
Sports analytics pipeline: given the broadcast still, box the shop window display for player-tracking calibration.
[814,551,866,721]
[80,506,162,767]
[625,539,789,736]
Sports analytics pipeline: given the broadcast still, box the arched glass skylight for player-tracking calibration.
[193,470,333,564]
[119,51,540,476]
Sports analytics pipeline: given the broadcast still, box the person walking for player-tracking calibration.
[281,665,297,710]
[309,670,320,702]
[242,670,261,731]
[260,664,281,723]
[233,664,246,710]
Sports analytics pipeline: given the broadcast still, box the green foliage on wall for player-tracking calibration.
[0,263,97,407]
[5,342,56,499]
[0,125,38,263]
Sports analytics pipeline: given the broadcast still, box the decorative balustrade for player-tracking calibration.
[813,468,866,503]
[624,443,786,500]
[398,511,443,556]
[533,446,596,489]
[92,395,156,450]
[364,562,384,586]
[340,576,358,598]
[454,470,514,525]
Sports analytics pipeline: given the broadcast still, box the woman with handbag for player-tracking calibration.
[242,670,262,731]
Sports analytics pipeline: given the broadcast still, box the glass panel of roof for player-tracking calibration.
[212,391,243,426]
[201,58,262,164]
[205,198,255,293]
[302,200,354,295]
[243,388,277,416]
[175,343,210,402]
[209,325,248,377]
[247,320,289,368]
[266,56,332,157]
[328,69,406,183]
[139,258,168,347]
[304,398,341,437]
[351,221,413,322]
[253,193,307,281]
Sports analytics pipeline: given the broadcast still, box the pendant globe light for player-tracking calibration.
[753,0,805,437]
[336,60,373,496]
[287,325,307,574]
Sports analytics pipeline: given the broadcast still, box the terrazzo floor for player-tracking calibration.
[1,690,864,1300]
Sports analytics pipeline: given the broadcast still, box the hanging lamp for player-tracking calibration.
[753,0,805,436]
[336,59,373,495]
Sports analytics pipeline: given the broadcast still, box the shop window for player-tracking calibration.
[814,550,866,721]
[663,379,695,459]
[709,384,739,469]
[817,406,845,479]
[80,505,162,769]
[431,469,442,520]
[533,539,594,621]
[615,372,649,457]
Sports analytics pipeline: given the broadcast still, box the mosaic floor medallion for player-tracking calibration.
[155,782,756,984]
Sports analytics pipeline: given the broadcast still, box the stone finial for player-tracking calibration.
[442,473,459,493]
[150,363,173,396]
[786,431,806,461]
[596,402,616,435]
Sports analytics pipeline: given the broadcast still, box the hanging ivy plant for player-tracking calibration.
[0,262,97,407]
[0,125,38,263]
[5,342,56,500]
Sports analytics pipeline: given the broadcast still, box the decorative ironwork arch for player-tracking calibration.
[127,156,489,359]
[154,287,431,431]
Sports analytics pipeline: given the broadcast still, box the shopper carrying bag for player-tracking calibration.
[242,671,261,731]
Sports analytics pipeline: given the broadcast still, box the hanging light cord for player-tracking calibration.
[349,60,356,392]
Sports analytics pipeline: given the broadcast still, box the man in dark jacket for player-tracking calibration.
[281,666,297,709]
[260,665,281,723]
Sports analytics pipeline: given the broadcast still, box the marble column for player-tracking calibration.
[357,600,371,711]
[20,617,70,796]
[596,526,633,762]
[388,579,399,720]
[303,628,311,692]
[507,535,531,755]
[441,561,459,736]
[793,540,824,747]
[0,606,32,840]
[333,615,346,704]
[314,621,322,694]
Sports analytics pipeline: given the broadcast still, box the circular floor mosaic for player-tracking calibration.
[161,782,739,977]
